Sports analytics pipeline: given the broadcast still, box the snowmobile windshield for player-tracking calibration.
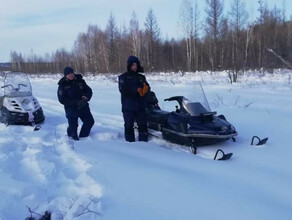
[2,72,32,97]
[187,82,211,112]
[182,98,209,116]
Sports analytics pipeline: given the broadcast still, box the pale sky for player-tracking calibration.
[0,0,290,62]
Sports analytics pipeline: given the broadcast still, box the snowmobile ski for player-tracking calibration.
[149,129,233,161]
[213,149,233,160]
[251,136,268,146]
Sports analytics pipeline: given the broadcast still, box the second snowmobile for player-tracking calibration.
[0,72,45,125]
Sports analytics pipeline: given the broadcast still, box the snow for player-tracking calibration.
[0,70,292,219]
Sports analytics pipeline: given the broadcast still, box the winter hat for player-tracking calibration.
[64,66,74,76]
[127,56,140,70]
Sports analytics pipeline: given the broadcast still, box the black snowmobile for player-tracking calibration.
[145,88,237,149]
[0,72,45,125]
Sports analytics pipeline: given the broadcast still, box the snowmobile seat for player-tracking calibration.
[146,91,159,106]
[153,109,170,115]
[151,109,171,124]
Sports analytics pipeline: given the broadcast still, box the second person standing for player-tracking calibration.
[118,56,150,142]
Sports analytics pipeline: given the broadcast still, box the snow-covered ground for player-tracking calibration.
[0,70,292,219]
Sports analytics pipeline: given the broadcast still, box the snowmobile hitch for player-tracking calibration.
[190,140,197,154]
[189,146,197,154]
[214,149,233,160]
[34,125,41,131]
[31,121,41,131]
[251,136,268,146]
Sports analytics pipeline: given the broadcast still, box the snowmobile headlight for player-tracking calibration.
[21,99,30,105]
[20,98,34,111]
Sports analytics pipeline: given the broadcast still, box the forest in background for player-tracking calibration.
[9,0,292,82]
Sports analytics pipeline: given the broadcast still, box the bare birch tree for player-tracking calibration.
[129,12,141,57]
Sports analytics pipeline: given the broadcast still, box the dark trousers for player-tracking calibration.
[123,111,148,142]
[65,105,95,140]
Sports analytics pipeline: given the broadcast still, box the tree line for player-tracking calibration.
[10,0,292,81]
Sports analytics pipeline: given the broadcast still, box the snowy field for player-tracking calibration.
[0,70,292,219]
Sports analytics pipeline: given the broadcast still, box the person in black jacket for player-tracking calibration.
[118,56,150,142]
[57,66,94,140]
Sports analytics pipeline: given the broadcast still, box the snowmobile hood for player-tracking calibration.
[3,96,41,113]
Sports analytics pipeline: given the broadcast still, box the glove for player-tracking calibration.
[137,83,149,97]
[137,87,143,97]
[142,83,149,94]
[76,99,87,109]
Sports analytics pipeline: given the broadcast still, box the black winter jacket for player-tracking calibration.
[118,71,150,112]
[57,74,92,109]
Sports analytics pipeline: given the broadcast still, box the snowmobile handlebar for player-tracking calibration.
[1,83,27,90]
[1,84,13,89]
[164,96,185,102]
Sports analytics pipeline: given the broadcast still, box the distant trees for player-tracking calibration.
[144,8,160,71]
[205,0,223,71]
[229,0,248,82]
[106,13,120,72]
[179,0,194,71]
[248,2,291,69]
[10,1,292,74]
[129,12,141,59]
